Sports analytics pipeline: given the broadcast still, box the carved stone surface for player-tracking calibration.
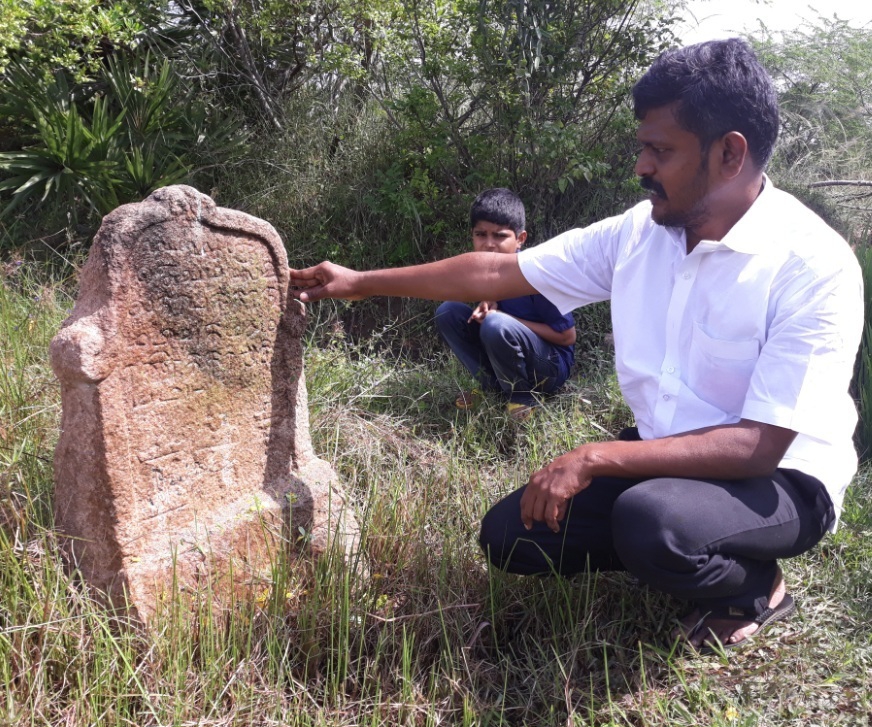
[51,185,359,621]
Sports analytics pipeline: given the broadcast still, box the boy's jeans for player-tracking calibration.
[434,301,567,406]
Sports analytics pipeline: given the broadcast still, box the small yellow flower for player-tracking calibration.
[724,706,739,721]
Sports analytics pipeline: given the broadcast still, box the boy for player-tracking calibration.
[434,188,576,419]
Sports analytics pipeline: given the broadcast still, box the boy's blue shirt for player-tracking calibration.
[497,294,575,377]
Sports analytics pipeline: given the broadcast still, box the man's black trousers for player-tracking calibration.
[479,464,835,615]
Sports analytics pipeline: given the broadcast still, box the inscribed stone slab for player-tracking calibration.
[50,185,359,621]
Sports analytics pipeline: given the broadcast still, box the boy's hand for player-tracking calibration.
[468,301,498,323]
[289,262,364,302]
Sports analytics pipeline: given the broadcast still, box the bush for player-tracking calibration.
[0,53,246,244]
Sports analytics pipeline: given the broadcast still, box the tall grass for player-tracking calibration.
[1,262,871,726]
[853,243,872,461]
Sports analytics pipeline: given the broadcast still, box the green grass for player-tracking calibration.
[1,263,871,726]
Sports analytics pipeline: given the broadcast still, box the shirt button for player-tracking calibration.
[667,366,675,374]
[663,394,670,401]
[682,273,692,280]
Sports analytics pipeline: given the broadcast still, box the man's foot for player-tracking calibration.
[673,569,792,652]
[455,389,482,409]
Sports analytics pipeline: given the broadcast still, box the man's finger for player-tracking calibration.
[529,493,547,528]
[289,267,321,284]
[297,286,326,303]
[546,499,565,533]
[520,488,534,530]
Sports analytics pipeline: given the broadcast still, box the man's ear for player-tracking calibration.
[516,230,528,249]
[717,131,750,179]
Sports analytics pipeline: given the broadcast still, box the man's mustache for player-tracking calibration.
[639,176,667,199]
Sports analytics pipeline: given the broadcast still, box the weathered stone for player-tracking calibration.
[51,185,360,622]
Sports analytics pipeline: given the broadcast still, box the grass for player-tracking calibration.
[1,260,871,726]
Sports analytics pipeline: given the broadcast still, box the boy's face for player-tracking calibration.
[471,220,527,254]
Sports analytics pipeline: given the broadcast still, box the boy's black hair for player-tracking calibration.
[470,188,526,234]
[632,38,779,169]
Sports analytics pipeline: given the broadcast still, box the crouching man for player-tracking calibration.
[290,39,863,653]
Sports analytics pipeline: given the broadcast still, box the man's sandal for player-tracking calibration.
[688,593,797,655]
[455,389,482,409]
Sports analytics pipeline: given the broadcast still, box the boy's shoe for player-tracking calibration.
[455,388,482,409]
[506,402,535,421]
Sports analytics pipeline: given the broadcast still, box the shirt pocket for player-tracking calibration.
[687,323,760,417]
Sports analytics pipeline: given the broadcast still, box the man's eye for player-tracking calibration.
[637,145,667,155]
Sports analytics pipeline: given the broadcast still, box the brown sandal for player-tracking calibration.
[689,593,797,655]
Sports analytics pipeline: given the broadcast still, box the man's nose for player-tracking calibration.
[635,149,654,178]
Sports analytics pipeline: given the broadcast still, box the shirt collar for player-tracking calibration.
[704,174,773,255]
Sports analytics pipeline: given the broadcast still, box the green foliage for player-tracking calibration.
[754,17,872,241]
[229,0,677,268]
[853,244,872,461]
[371,0,677,241]
[0,52,246,230]
[177,0,394,128]
[0,77,126,219]
[0,0,157,80]
[1,0,678,265]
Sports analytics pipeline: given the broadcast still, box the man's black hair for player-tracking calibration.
[470,188,526,234]
[632,38,779,169]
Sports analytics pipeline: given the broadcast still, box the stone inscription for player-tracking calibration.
[119,227,283,536]
[50,185,359,622]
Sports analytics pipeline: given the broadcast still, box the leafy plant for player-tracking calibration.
[0,0,157,81]
[371,0,678,240]
[0,51,245,228]
[853,243,872,460]
[0,93,125,219]
[754,17,872,241]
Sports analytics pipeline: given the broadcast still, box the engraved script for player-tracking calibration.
[50,186,359,622]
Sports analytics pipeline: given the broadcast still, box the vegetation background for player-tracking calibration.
[1,1,870,724]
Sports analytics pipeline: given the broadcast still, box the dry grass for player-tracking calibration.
[1,263,870,726]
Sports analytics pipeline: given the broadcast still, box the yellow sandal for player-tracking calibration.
[506,402,535,421]
[455,388,482,409]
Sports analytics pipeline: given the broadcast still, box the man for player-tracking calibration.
[290,39,863,652]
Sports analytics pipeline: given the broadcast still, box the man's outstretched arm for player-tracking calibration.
[289,252,537,303]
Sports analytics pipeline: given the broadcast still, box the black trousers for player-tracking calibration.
[479,456,835,615]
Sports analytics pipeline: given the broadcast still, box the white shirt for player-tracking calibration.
[518,180,863,525]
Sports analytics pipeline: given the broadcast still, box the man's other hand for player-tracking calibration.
[520,449,592,533]
[289,262,364,302]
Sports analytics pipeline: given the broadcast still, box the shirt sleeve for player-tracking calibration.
[517,208,639,314]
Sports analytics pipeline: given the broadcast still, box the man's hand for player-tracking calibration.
[517,420,798,534]
[468,301,498,323]
[520,449,592,533]
[289,262,364,302]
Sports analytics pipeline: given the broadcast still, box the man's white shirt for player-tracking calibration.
[518,179,863,526]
